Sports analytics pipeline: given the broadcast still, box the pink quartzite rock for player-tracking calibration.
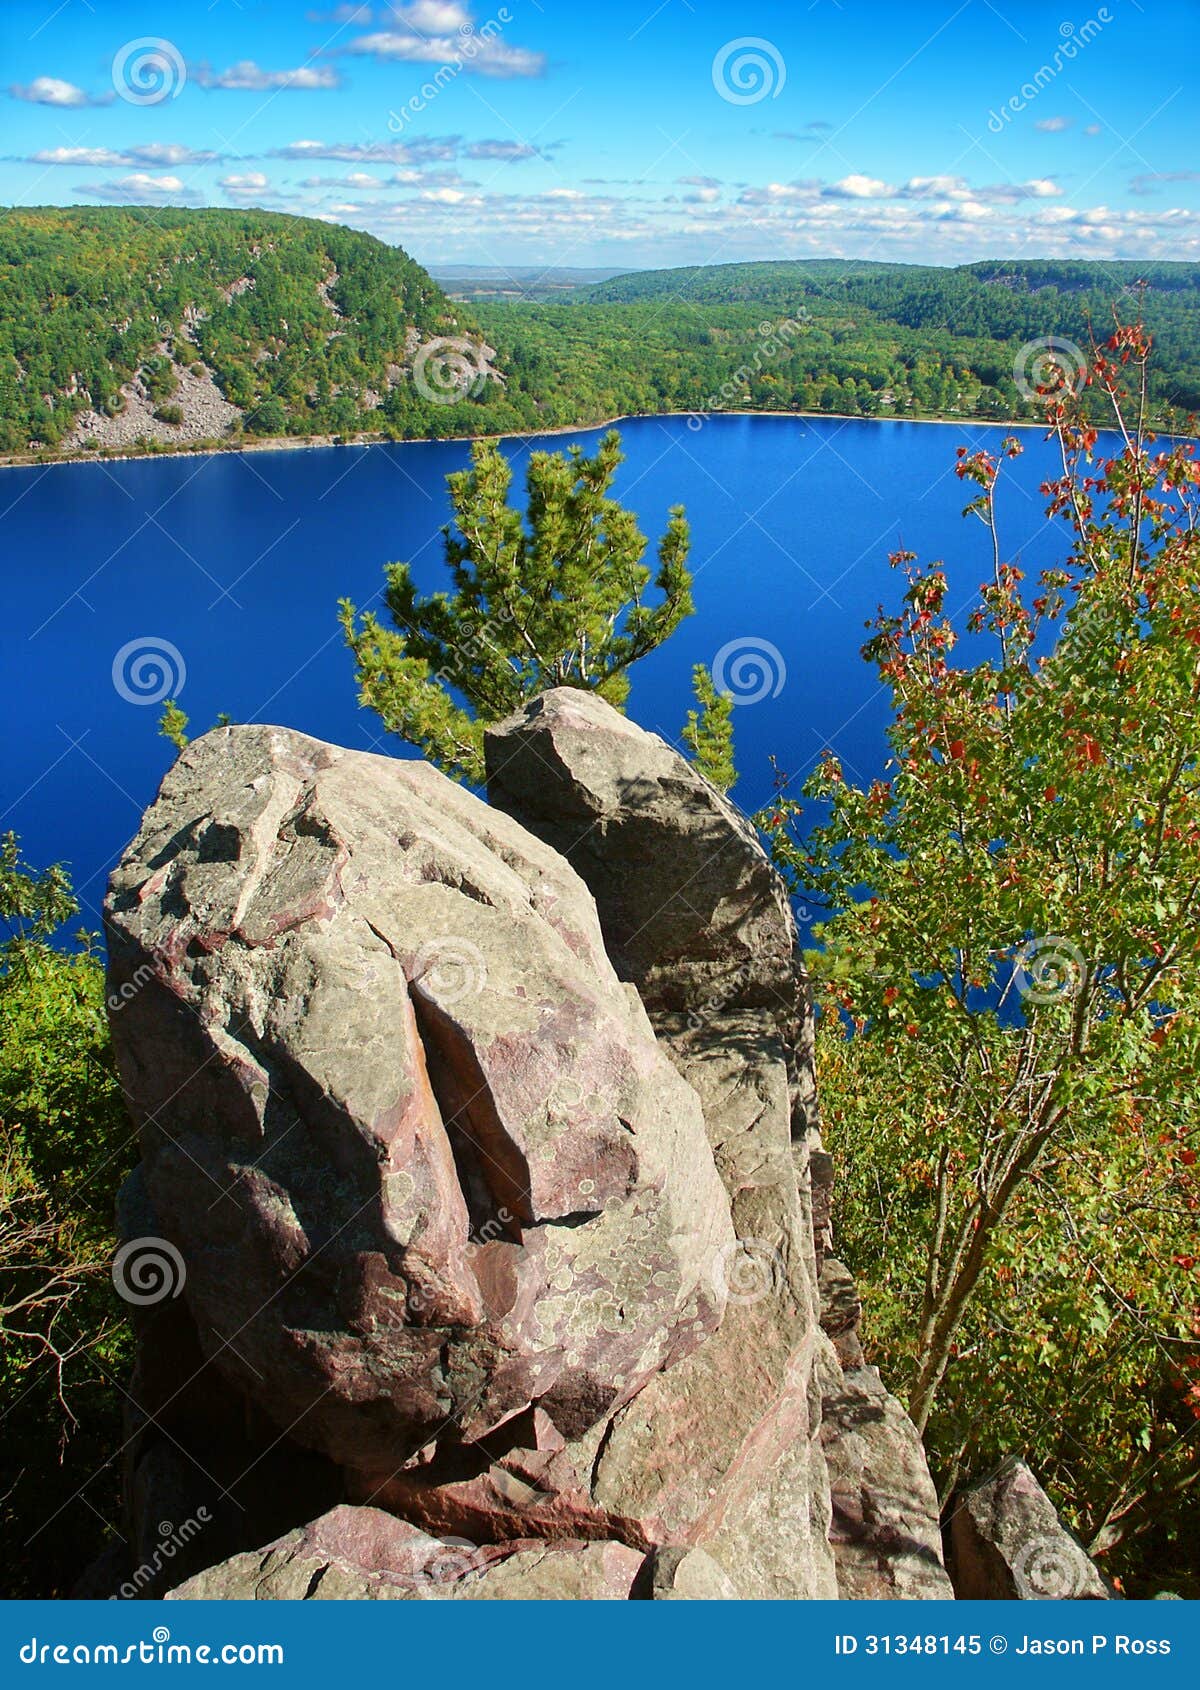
[165,1505,645,1601]
[947,1459,1111,1600]
[105,726,733,1474]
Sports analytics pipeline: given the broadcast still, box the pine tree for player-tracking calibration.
[342,429,693,783]
[682,663,737,792]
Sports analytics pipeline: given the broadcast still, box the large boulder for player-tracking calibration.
[485,691,949,1602]
[105,726,733,1476]
[947,1460,1111,1600]
[108,708,951,1602]
[484,687,819,1134]
[485,693,838,1593]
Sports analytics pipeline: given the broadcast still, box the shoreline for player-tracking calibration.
[0,405,1171,476]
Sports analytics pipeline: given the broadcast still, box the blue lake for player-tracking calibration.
[1,413,1085,929]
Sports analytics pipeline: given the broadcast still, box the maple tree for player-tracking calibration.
[763,324,1200,1587]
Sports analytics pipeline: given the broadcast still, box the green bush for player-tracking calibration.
[0,835,132,1597]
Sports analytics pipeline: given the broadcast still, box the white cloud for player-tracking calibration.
[465,139,539,160]
[340,14,547,78]
[31,143,221,167]
[302,170,388,190]
[270,138,457,164]
[823,174,895,199]
[393,2,473,28]
[78,173,201,205]
[902,174,969,198]
[10,75,108,107]
[31,146,131,167]
[221,172,271,200]
[197,60,341,91]
[1129,170,1200,197]
[1034,116,1073,132]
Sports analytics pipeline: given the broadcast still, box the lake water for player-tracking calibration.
[1,413,1084,929]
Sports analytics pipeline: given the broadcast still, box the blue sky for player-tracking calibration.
[2,0,1196,269]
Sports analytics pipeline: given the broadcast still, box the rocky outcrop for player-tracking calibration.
[165,1506,644,1601]
[107,725,731,1469]
[947,1460,1111,1600]
[104,707,950,1601]
[484,688,819,1136]
[68,345,240,452]
[486,690,950,1600]
[819,1355,953,1600]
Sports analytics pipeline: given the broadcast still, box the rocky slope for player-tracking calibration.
[97,692,1065,1600]
[0,208,487,457]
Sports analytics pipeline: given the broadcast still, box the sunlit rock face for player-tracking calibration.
[105,705,951,1603]
[105,725,732,1472]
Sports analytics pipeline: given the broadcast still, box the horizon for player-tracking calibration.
[1,0,1197,272]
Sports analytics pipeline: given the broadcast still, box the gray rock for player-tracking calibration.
[642,1545,740,1600]
[947,1459,1111,1600]
[819,1351,954,1599]
[484,688,819,1135]
[819,1255,864,1370]
[486,694,840,1594]
[108,705,951,1604]
[106,725,733,1475]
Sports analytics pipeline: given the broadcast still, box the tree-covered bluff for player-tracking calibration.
[0,206,482,454]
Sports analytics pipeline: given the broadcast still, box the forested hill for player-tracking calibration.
[0,207,489,455]
[579,256,1200,313]
[567,257,1200,418]
[2,210,1198,461]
